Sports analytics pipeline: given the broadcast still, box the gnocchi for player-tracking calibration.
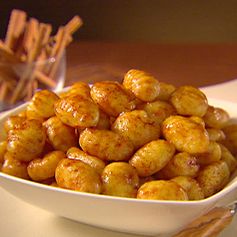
[196,141,222,165]
[162,115,209,154]
[43,116,78,152]
[123,69,160,102]
[79,128,134,161]
[157,152,200,179]
[0,68,236,202]
[26,90,59,120]
[55,158,102,194]
[112,110,160,150]
[90,81,136,117]
[129,139,175,177]
[2,152,29,179]
[138,100,176,125]
[196,161,230,198]
[170,86,208,117]
[137,180,188,201]
[67,147,106,174]
[203,106,230,129]
[7,119,46,162]
[101,162,139,198]
[171,176,204,200]
[27,150,65,181]
[54,95,99,128]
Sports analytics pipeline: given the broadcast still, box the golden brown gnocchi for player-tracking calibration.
[129,139,175,177]
[203,105,230,129]
[170,86,208,117]
[171,176,204,200]
[27,150,65,181]
[26,90,59,120]
[90,81,136,117]
[79,128,134,161]
[4,115,26,133]
[60,81,91,98]
[55,158,102,193]
[112,110,160,150]
[7,119,46,162]
[219,143,237,173]
[137,180,188,201]
[54,95,99,128]
[162,115,209,154]
[101,162,139,198]
[196,161,230,198]
[196,141,222,165]
[138,100,176,125]
[43,116,78,152]
[0,68,236,202]
[123,69,160,102]
[158,152,200,179]
[2,152,29,179]
[67,147,106,174]
[156,82,176,101]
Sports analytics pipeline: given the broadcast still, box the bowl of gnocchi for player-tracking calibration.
[0,69,237,236]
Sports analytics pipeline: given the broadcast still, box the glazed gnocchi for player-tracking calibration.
[0,68,236,202]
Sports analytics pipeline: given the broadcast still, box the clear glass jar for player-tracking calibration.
[0,52,66,112]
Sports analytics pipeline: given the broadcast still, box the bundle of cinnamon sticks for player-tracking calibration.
[0,9,82,106]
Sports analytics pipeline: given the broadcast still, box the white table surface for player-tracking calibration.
[1,79,237,237]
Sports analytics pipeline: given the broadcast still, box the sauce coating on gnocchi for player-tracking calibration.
[1,68,236,201]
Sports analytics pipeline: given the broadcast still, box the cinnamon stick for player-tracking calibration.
[1,8,81,107]
[0,82,8,101]
[65,15,83,35]
[34,70,56,88]
[5,9,26,51]
[20,18,39,59]
[0,41,21,63]
[48,27,68,79]
[9,21,45,103]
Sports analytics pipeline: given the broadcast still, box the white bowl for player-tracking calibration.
[0,98,237,236]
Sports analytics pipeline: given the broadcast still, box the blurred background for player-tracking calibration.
[1,0,237,43]
[1,0,237,89]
